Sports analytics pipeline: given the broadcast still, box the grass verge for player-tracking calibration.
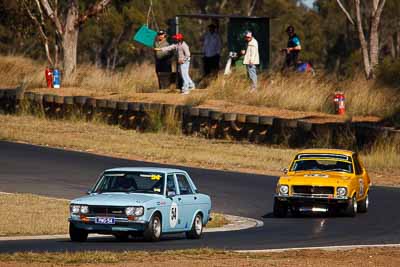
[0,114,398,186]
[0,247,399,266]
[0,193,227,237]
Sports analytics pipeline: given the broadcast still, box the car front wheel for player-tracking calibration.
[186,213,203,239]
[273,198,288,218]
[144,213,162,242]
[69,222,88,242]
[357,194,369,213]
[344,195,357,217]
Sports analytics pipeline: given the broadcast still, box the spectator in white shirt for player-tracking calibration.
[241,31,260,91]
[202,24,221,77]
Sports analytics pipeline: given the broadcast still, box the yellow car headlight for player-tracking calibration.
[337,187,347,197]
[279,185,289,195]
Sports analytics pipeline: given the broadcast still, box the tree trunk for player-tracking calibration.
[354,0,373,79]
[396,31,400,58]
[247,0,257,16]
[111,48,119,70]
[369,0,385,77]
[62,1,79,78]
[389,34,396,58]
[369,25,379,78]
[95,46,101,68]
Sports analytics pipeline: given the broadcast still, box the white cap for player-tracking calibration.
[245,31,252,37]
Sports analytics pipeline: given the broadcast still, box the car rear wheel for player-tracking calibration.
[186,213,203,239]
[144,213,162,242]
[273,198,288,218]
[69,223,88,242]
[357,194,369,213]
[344,195,357,217]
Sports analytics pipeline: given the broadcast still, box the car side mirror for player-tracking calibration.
[282,168,288,174]
[167,191,176,198]
[86,190,92,195]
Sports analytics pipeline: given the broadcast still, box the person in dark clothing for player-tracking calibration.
[154,30,174,89]
[202,24,221,77]
[281,25,302,70]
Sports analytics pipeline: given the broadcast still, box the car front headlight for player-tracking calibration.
[80,205,89,214]
[71,205,80,214]
[279,185,289,195]
[125,206,144,216]
[337,187,347,197]
[134,206,144,216]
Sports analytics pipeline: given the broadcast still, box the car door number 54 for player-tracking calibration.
[169,202,178,228]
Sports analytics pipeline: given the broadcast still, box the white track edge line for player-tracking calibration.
[236,243,400,253]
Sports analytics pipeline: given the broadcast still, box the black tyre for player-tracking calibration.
[290,207,301,217]
[344,195,357,217]
[186,213,203,239]
[144,213,162,242]
[69,223,88,242]
[113,233,130,241]
[357,194,369,213]
[273,198,288,218]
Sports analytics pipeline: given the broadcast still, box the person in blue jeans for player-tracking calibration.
[155,33,195,94]
[241,31,260,91]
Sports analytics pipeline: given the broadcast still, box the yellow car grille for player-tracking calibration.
[292,186,334,197]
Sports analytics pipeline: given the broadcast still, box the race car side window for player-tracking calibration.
[353,154,363,175]
[176,174,193,195]
[166,174,177,194]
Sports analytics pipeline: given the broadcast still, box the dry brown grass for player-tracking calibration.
[0,247,399,266]
[62,63,158,93]
[0,193,226,236]
[0,114,398,186]
[0,55,45,88]
[203,72,400,118]
[363,136,400,173]
[0,55,157,93]
[0,193,69,236]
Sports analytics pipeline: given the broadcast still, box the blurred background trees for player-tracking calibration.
[0,0,399,83]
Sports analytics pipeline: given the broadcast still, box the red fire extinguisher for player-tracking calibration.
[45,67,53,88]
[334,92,345,115]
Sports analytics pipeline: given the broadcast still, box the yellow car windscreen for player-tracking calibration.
[290,158,353,173]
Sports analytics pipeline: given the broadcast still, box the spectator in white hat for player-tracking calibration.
[241,31,260,91]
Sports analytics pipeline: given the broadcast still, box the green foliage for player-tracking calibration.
[377,59,400,88]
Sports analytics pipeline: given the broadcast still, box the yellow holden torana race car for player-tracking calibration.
[274,149,371,217]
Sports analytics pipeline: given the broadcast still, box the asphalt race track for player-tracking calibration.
[0,141,399,253]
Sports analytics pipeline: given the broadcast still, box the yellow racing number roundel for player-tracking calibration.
[151,174,161,181]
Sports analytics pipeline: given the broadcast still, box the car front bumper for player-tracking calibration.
[69,216,148,233]
[275,194,350,209]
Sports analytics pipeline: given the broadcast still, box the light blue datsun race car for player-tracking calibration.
[69,167,212,242]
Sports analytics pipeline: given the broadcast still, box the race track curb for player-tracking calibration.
[0,213,263,241]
